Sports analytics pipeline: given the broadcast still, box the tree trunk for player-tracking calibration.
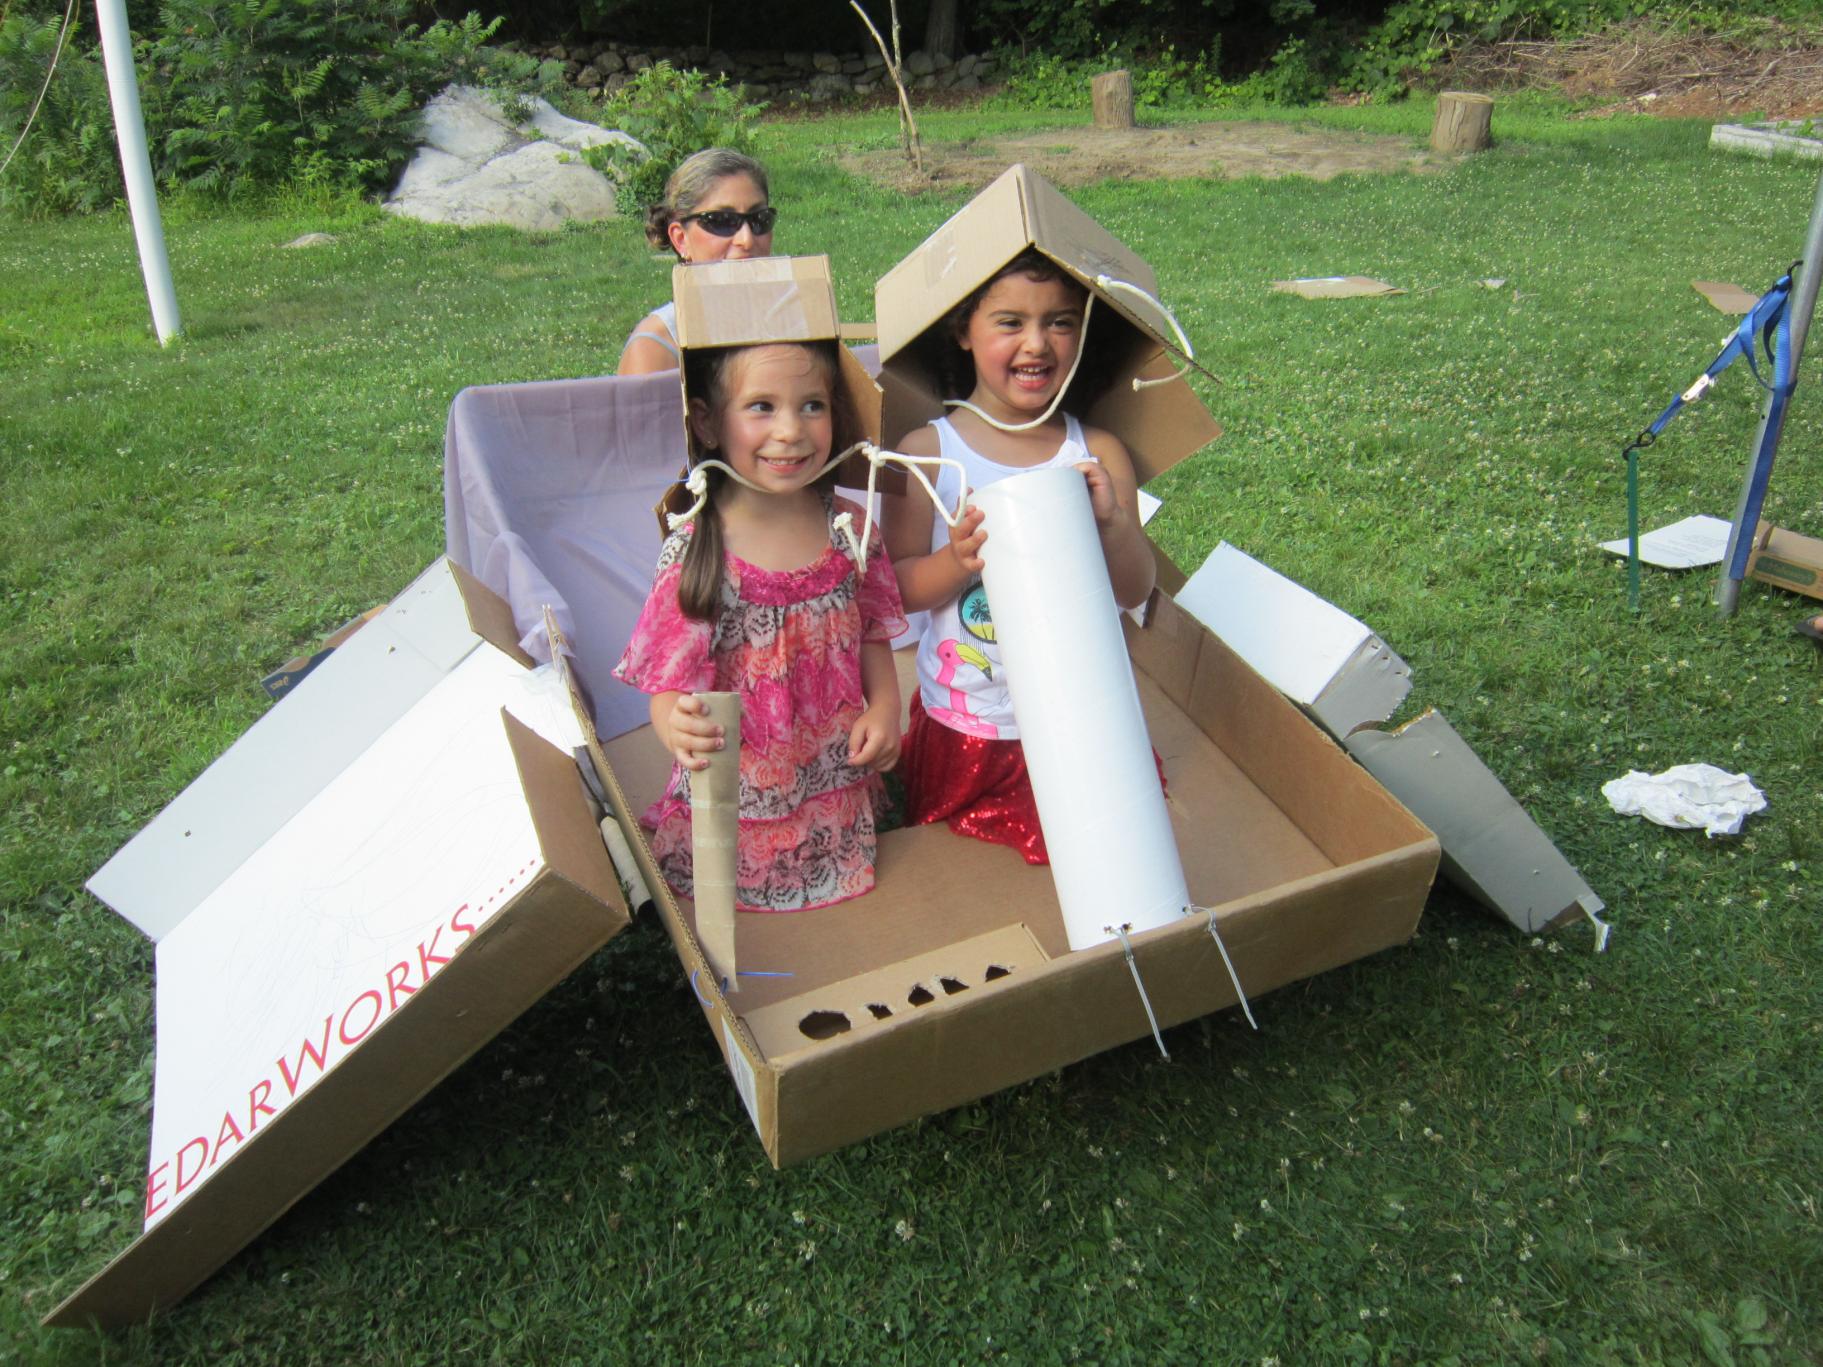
[924,0,960,61]
[1430,91,1493,153]
[1092,69,1135,130]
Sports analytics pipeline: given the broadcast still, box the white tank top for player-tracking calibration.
[916,414,1096,740]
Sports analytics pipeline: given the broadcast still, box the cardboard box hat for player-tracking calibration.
[873,163,1221,480]
[656,254,884,531]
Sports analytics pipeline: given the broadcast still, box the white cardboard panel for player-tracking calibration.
[1175,542,1410,731]
[88,561,487,941]
[145,648,557,1229]
[1345,710,1604,934]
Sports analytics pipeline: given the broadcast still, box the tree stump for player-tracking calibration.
[1092,70,1135,130]
[1431,91,1493,153]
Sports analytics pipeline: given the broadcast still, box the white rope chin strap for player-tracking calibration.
[664,275,1197,566]
[664,442,969,574]
[939,274,1200,435]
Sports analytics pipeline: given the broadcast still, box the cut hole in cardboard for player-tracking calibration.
[939,976,968,996]
[907,985,935,1007]
[798,1010,852,1041]
[866,1002,893,1020]
[984,964,1011,981]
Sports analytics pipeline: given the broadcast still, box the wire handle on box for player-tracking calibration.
[666,443,969,575]
[1092,274,1199,391]
[1195,905,1259,1031]
[1112,924,1169,1060]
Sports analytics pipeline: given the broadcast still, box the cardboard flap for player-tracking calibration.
[1088,350,1225,485]
[876,165,1157,361]
[1345,710,1603,933]
[743,924,1051,1064]
[87,559,508,942]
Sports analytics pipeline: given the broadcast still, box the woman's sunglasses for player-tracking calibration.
[680,206,779,238]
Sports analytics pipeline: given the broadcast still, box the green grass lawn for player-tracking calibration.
[4,97,1821,1363]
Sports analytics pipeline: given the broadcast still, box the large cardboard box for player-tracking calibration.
[589,553,1441,1167]
[872,164,1220,478]
[50,561,630,1328]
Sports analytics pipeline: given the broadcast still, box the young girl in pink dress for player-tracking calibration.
[614,339,907,911]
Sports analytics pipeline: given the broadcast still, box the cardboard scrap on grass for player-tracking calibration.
[1168,542,1607,941]
[1692,280,1760,314]
[52,560,631,1329]
[1271,276,1404,299]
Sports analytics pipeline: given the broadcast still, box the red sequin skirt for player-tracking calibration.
[900,694,1171,867]
[900,693,1050,864]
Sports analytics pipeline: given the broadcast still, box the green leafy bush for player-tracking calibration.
[989,45,1225,112]
[141,2,550,197]
[583,62,764,214]
[0,8,122,216]
[4,2,560,214]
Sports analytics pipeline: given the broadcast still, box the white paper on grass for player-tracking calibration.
[1597,514,1730,570]
[1601,763,1766,837]
[973,467,1188,950]
[143,647,582,1230]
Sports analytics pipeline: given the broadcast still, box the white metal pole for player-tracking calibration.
[93,0,180,344]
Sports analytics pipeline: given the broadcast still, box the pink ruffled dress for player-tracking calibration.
[613,495,907,911]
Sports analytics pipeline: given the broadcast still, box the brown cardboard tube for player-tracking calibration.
[691,692,742,990]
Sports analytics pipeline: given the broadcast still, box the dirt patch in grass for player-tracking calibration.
[1441,19,1823,119]
[840,122,1438,195]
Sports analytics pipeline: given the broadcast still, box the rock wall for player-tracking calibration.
[528,41,999,103]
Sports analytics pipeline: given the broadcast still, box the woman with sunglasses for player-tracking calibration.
[617,148,779,375]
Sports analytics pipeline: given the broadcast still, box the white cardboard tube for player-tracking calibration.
[971,466,1188,950]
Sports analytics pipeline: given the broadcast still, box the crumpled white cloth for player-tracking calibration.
[1601,763,1767,837]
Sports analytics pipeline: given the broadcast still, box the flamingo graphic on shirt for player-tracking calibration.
[928,638,1001,738]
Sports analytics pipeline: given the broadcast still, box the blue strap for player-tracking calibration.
[1639,273,1793,444]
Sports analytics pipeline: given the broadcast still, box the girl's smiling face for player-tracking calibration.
[667,173,774,263]
[957,270,1085,422]
[695,345,834,494]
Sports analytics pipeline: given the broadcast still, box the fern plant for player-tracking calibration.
[0,7,122,215]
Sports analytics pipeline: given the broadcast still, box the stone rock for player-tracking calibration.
[282,232,337,248]
[385,84,642,231]
[864,49,886,69]
[577,64,602,86]
[628,52,651,72]
[813,51,841,73]
[599,48,625,73]
[955,73,981,91]
[906,49,933,76]
[913,72,936,89]
[932,51,953,70]
[803,73,852,101]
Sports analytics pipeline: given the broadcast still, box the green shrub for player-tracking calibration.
[583,62,765,214]
[988,45,1225,112]
[0,7,122,216]
[140,2,550,197]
